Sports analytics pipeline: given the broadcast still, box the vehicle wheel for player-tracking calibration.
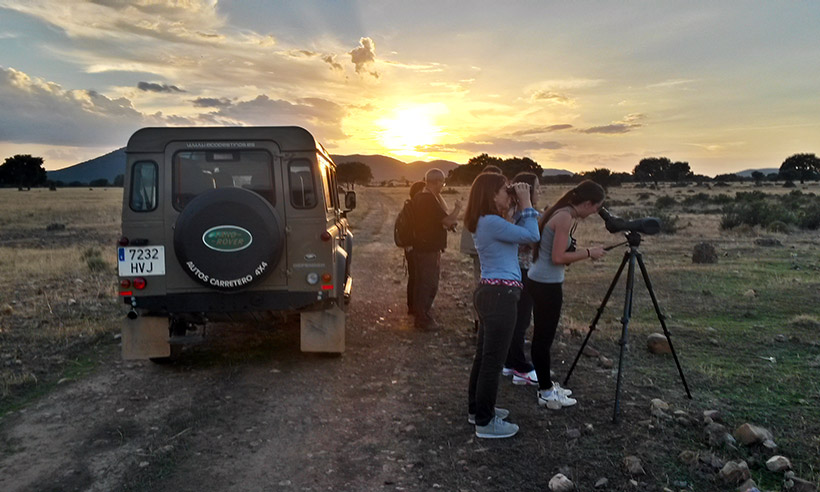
[174,188,284,291]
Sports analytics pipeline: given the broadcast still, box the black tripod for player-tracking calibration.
[563,231,692,423]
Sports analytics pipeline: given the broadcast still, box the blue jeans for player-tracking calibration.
[468,284,521,426]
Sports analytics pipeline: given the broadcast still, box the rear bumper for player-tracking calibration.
[124,290,333,313]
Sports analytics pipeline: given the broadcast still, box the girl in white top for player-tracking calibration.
[527,180,606,410]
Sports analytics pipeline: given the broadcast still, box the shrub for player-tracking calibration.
[81,248,108,272]
[637,193,652,201]
[654,195,677,209]
[797,202,820,230]
[767,221,791,233]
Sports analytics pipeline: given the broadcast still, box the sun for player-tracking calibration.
[376,104,446,157]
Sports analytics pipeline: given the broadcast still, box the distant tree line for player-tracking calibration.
[2,152,818,190]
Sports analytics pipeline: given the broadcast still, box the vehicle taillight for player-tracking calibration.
[120,279,131,288]
[322,273,332,283]
[118,236,129,246]
[320,231,331,241]
[133,277,147,290]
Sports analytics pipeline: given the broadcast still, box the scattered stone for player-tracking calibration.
[762,439,777,451]
[774,334,788,342]
[765,455,791,472]
[647,333,671,354]
[566,428,581,439]
[733,423,773,445]
[0,304,12,315]
[737,478,758,492]
[785,471,796,479]
[678,450,698,466]
[705,422,730,447]
[693,242,718,263]
[703,409,721,422]
[743,289,757,298]
[583,345,600,357]
[719,460,751,484]
[754,237,782,247]
[139,461,149,468]
[548,473,574,492]
[650,398,670,411]
[699,452,725,470]
[790,477,819,492]
[594,477,608,488]
[598,355,614,368]
[623,456,645,475]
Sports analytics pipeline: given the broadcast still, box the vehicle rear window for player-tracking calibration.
[289,159,317,209]
[173,150,274,210]
[130,161,158,212]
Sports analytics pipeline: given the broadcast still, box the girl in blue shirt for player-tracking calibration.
[463,173,540,439]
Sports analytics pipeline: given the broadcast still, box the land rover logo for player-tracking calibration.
[202,225,253,252]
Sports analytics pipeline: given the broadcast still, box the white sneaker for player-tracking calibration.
[512,369,538,386]
[502,367,514,376]
[551,381,572,396]
[538,388,577,410]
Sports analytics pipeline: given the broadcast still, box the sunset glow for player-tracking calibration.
[376,105,446,157]
[0,1,818,175]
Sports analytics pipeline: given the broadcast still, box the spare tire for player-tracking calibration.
[174,188,283,291]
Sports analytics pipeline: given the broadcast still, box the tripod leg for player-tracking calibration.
[564,250,629,386]
[613,251,637,424]
[635,253,692,399]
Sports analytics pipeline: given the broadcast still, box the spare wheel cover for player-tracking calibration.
[174,188,283,291]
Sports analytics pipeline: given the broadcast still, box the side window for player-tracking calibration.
[289,159,317,208]
[320,164,333,210]
[130,161,158,212]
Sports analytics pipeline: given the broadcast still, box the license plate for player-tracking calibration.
[118,246,165,276]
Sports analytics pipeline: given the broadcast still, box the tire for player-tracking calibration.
[174,188,284,291]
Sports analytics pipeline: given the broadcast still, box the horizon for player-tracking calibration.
[2,1,818,175]
[48,147,781,180]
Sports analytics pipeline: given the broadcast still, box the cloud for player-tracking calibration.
[192,97,232,108]
[322,54,343,72]
[513,125,574,136]
[210,94,348,141]
[137,81,185,93]
[580,114,646,134]
[0,66,145,146]
[418,137,564,155]
[349,37,378,77]
[531,90,575,105]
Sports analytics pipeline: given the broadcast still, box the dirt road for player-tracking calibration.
[1,188,708,491]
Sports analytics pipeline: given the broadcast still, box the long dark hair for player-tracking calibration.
[512,172,538,205]
[533,180,605,261]
[463,173,508,233]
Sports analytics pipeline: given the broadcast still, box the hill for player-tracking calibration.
[46,148,572,185]
[735,168,779,178]
[47,148,126,184]
[331,154,460,182]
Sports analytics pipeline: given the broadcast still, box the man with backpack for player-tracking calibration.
[397,181,427,314]
[409,169,461,331]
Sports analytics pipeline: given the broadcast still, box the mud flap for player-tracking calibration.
[300,305,345,353]
[122,316,170,359]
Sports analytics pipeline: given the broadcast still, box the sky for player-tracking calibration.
[0,1,819,176]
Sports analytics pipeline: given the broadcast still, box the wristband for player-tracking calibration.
[587,248,590,258]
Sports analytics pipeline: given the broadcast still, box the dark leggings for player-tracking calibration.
[527,278,563,391]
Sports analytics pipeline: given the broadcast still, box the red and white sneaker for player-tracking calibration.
[512,369,538,386]
[502,367,515,377]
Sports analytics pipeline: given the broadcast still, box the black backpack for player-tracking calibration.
[394,198,416,248]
